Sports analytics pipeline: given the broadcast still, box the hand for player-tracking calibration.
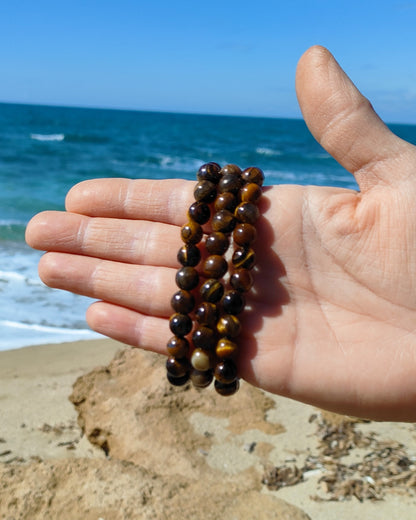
[26,46,416,421]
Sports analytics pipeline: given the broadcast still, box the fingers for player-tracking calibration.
[26,211,181,267]
[38,252,176,317]
[296,45,416,190]
[65,177,195,225]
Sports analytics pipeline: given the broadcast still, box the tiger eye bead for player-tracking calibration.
[192,326,217,350]
[214,359,238,384]
[194,180,217,203]
[200,279,224,303]
[169,313,193,336]
[188,201,210,225]
[166,356,190,378]
[190,369,214,388]
[233,223,257,247]
[166,336,190,358]
[167,372,190,386]
[191,348,213,371]
[216,338,238,359]
[195,302,218,328]
[220,164,242,176]
[230,268,254,292]
[235,202,260,224]
[197,162,222,184]
[205,232,229,255]
[217,314,241,338]
[177,243,201,267]
[181,220,203,244]
[171,290,195,314]
[202,255,228,279]
[222,290,245,315]
[242,166,265,186]
[232,247,256,269]
[240,182,262,203]
[175,266,199,290]
[214,192,237,212]
[212,210,237,233]
[219,172,243,195]
[214,379,240,396]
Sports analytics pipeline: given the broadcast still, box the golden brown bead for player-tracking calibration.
[233,223,257,247]
[194,180,217,203]
[192,326,217,350]
[230,268,254,292]
[169,313,193,336]
[220,164,242,176]
[167,372,190,386]
[166,356,190,378]
[216,338,238,359]
[177,243,201,267]
[232,247,256,269]
[242,166,265,186]
[200,279,224,303]
[219,172,243,195]
[214,359,238,384]
[171,290,195,314]
[188,201,210,224]
[191,348,213,371]
[205,232,229,255]
[240,182,262,203]
[214,379,240,396]
[217,314,241,338]
[214,192,237,212]
[195,302,218,328]
[166,336,190,358]
[202,255,228,279]
[175,266,199,290]
[190,369,213,388]
[212,209,237,233]
[221,290,245,315]
[235,202,260,224]
[197,162,222,184]
[181,220,203,244]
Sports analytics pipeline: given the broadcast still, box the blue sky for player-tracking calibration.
[0,0,415,123]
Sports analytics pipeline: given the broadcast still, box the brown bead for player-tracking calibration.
[214,359,238,384]
[194,180,217,203]
[220,164,242,176]
[230,268,253,292]
[232,247,256,269]
[177,243,201,267]
[167,372,190,386]
[195,302,218,328]
[191,348,213,371]
[214,379,240,396]
[219,172,243,195]
[192,326,217,350]
[166,336,190,358]
[242,166,265,186]
[181,220,203,244]
[175,266,199,290]
[169,313,193,336]
[212,210,237,233]
[240,182,262,203]
[190,369,213,388]
[235,202,260,224]
[202,255,228,279]
[188,201,210,225]
[233,223,257,247]
[221,290,245,315]
[200,279,224,303]
[216,338,238,360]
[171,290,195,314]
[197,162,222,184]
[166,356,190,378]
[205,232,229,255]
[214,192,237,212]
[217,314,241,338]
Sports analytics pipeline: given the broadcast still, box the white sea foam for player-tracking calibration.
[30,133,65,142]
[256,147,282,156]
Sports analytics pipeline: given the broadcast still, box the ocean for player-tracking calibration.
[1,102,415,351]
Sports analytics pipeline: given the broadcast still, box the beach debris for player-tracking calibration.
[262,414,416,501]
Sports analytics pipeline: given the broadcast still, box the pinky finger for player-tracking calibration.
[86,301,169,355]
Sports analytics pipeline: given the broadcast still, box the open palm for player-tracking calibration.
[26,47,416,421]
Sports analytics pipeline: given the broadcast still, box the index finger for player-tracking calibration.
[65,178,195,225]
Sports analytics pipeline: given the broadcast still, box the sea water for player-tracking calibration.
[1,102,415,350]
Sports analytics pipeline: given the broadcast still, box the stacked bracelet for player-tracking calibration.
[166,162,264,396]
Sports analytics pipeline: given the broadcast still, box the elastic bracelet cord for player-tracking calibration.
[166,162,264,396]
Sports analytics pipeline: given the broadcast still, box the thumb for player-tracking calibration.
[296,45,415,191]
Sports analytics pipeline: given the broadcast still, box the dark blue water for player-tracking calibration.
[0,102,414,349]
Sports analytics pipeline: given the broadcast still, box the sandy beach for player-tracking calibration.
[1,339,416,519]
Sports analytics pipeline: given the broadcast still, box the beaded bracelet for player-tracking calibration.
[166,162,264,396]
